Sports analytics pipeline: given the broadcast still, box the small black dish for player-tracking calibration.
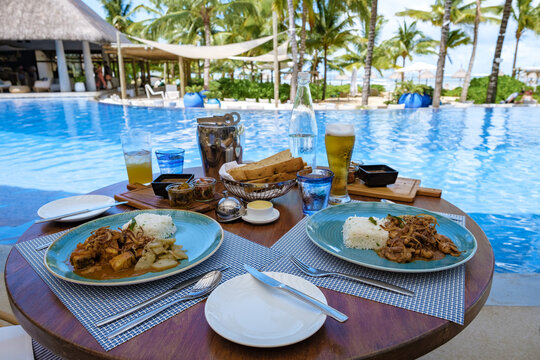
[356,165,398,187]
[152,174,194,198]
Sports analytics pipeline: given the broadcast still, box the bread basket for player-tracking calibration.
[221,177,296,201]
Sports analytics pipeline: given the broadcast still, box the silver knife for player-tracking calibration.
[243,264,348,323]
[35,201,129,224]
[95,266,229,327]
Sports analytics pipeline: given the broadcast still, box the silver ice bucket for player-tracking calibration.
[197,113,243,180]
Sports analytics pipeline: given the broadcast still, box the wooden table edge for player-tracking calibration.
[5,178,494,360]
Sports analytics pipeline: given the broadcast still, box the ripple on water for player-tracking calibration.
[0,100,539,272]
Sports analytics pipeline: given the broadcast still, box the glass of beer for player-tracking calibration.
[121,130,153,185]
[325,123,355,204]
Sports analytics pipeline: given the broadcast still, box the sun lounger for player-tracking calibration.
[145,84,164,99]
[33,78,52,92]
[165,85,180,100]
[387,104,405,110]
[245,98,257,102]
[0,80,12,92]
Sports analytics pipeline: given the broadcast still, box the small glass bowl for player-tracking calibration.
[193,177,217,202]
[166,182,194,209]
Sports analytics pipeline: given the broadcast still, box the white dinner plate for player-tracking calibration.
[205,272,327,347]
[37,195,115,222]
[242,208,280,224]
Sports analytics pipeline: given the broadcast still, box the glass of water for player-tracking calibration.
[296,168,334,215]
[155,148,185,174]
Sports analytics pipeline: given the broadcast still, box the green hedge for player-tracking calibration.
[465,76,532,104]
[186,78,385,102]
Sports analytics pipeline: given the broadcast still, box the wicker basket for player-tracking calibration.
[221,177,296,201]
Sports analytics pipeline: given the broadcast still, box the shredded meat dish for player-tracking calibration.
[69,226,154,275]
[377,214,461,263]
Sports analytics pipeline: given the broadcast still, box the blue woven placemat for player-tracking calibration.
[266,212,466,324]
[16,230,280,351]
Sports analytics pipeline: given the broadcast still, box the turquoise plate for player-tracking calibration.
[306,202,477,273]
[44,209,224,286]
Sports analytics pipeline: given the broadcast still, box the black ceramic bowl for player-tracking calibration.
[356,165,398,187]
[152,174,194,198]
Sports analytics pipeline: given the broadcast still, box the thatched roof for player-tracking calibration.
[1,0,129,44]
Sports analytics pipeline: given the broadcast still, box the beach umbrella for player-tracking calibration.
[350,68,358,96]
[451,68,466,86]
[395,62,437,81]
[451,68,466,79]
[335,73,351,85]
[420,70,435,85]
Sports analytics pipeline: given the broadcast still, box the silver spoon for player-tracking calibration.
[106,270,223,339]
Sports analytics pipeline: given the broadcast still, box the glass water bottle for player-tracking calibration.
[288,72,317,169]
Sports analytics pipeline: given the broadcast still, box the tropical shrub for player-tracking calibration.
[391,81,433,103]
[466,76,530,104]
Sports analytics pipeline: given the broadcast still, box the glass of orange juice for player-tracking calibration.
[121,130,153,185]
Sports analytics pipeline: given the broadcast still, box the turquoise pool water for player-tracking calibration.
[1,99,538,273]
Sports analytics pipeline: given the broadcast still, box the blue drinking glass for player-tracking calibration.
[155,148,185,174]
[296,169,334,215]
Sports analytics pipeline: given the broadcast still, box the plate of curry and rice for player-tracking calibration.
[306,202,477,273]
[44,210,223,286]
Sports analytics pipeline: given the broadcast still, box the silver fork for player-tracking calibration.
[289,256,414,296]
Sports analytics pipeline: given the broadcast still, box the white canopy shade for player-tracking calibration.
[229,41,289,62]
[420,70,435,79]
[451,68,467,78]
[130,34,277,60]
[395,62,437,73]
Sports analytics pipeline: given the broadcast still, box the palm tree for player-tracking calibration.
[298,0,315,71]
[133,0,257,90]
[286,0,299,99]
[312,0,354,100]
[432,0,452,109]
[361,0,378,106]
[390,21,435,81]
[100,0,133,32]
[444,29,472,62]
[486,0,513,103]
[510,0,540,78]
[460,0,481,102]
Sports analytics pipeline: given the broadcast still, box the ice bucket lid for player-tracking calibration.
[197,112,241,126]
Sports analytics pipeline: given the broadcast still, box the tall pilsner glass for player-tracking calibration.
[325,123,355,204]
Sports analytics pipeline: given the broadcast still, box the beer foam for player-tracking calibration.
[325,123,354,136]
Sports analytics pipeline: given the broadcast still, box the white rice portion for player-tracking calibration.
[342,216,389,250]
[122,214,177,239]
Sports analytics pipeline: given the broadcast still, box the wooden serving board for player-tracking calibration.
[348,177,442,202]
[115,186,221,213]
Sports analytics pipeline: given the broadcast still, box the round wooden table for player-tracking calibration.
[5,168,494,359]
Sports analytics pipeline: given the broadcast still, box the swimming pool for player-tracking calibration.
[1,98,538,273]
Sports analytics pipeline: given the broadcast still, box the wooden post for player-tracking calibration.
[146,62,151,85]
[131,60,138,96]
[116,32,127,100]
[178,56,185,97]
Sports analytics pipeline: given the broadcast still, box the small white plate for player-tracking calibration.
[205,272,327,348]
[37,195,115,222]
[242,208,280,224]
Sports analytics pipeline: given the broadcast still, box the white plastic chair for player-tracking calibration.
[145,84,164,99]
[165,85,180,100]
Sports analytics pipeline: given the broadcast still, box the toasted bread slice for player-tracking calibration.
[247,171,297,184]
[247,166,312,184]
[228,149,292,181]
[243,157,305,181]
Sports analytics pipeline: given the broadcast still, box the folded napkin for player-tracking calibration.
[0,325,34,360]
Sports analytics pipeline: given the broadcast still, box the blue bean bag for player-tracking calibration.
[183,92,204,108]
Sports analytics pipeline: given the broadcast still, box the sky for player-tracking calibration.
[83,0,539,78]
